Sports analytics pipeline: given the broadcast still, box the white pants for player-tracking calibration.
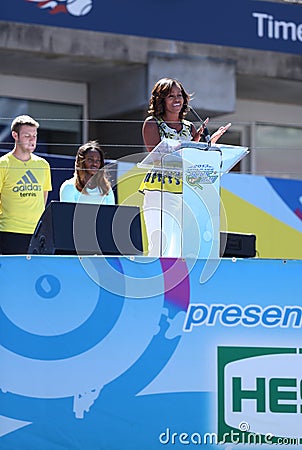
[143,190,183,257]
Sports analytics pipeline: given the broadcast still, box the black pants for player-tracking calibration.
[0,231,32,255]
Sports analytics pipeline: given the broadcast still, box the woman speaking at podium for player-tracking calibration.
[140,77,230,257]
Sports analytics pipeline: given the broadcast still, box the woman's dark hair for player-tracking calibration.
[74,140,111,195]
[148,78,191,120]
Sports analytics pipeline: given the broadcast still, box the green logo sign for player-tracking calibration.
[218,346,302,445]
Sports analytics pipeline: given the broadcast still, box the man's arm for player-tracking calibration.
[43,191,48,206]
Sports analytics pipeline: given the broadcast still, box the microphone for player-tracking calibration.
[188,106,211,147]
[202,125,211,144]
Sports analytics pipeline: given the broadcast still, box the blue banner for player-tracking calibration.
[0,255,301,448]
[1,0,302,55]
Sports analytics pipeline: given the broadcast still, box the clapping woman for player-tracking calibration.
[140,77,230,257]
[60,140,115,205]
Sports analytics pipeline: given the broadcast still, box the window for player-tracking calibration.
[254,124,302,179]
[0,97,83,156]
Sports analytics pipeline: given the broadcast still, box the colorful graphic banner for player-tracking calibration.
[0,255,301,448]
[221,173,302,259]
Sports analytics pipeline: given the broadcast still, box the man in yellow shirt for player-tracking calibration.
[0,115,52,254]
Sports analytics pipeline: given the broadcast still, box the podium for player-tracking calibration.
[138,139,248,259]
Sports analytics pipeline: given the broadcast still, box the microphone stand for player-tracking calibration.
[188,106,223,166]
[188,106,211,149]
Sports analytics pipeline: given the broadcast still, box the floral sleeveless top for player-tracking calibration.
[156,117,192,141]
[139,117,192,194]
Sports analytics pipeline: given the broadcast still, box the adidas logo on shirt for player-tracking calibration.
[13,170,42,195]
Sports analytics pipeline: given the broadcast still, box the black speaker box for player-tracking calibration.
[28,201,143,255]
[220,231,256,258]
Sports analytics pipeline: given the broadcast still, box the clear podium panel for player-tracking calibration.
[137,138,183,171]
[138,139,249,174]
[180,148,221,259]
[216,143,249,173]
[138,139,249,258]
